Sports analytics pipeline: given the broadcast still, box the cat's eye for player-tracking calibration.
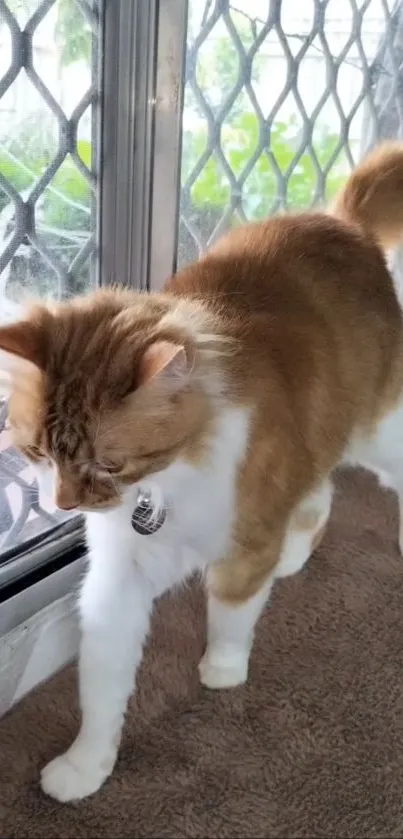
[97,459,122,475]
[24,445,46,462]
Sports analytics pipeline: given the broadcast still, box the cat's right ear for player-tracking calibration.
[0,321,45,373]
[139,340,189,390]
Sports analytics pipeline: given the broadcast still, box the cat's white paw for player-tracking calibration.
[41,752,110,802]
[198,650,248,689]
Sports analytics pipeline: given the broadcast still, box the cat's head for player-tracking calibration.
[0,289,215,512]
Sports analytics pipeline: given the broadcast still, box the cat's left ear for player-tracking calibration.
[139,340,189,390]
[0,321,45,372]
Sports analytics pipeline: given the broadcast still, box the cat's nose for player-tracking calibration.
[55,478,80,511]
[57,500,77,511]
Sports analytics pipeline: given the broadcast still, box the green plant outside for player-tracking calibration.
[182,111,349,219]
[0,113,349,266]
[0,4,351,259]
[0,0,92,240]
[0,134,91,230]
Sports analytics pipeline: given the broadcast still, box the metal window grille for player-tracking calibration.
[0,0,101,573]
[178,0,403,267]
[0,0,100,303]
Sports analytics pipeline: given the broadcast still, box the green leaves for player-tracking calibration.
[183,109,348,219]
[184,7,350,225]
[0,135,90,229]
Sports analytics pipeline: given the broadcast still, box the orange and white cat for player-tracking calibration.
[1,143,403,802]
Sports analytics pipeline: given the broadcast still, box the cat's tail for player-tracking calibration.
[331,142,403,250]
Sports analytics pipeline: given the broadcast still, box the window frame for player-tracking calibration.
[101,0,188,293]
[0,0,188,595]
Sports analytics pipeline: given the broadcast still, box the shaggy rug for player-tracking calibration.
[1,468,403,838]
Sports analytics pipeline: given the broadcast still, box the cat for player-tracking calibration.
[1,142,403,802]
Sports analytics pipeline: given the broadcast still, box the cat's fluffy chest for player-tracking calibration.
[85,406,250,597]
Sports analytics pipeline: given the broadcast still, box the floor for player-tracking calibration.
[1,468,403,838]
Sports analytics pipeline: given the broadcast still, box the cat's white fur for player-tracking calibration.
[41,406,253,801]
[40,397,403,802]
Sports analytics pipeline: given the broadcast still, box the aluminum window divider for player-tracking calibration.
[100,0,158,291]
[149,0,189,290]
[100,0,188,293]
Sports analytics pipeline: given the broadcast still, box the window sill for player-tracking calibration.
[0,554,85,716]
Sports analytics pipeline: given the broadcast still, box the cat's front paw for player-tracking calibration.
[41,752,110,802]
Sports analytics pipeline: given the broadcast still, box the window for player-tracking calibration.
[178,0,402,267]
[0,0,101,589]
[0,0,402,592]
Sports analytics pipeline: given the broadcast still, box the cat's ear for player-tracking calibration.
[139,340,189,389]
[0,321,45,372]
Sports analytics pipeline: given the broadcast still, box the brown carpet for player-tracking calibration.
[2,468,403,838]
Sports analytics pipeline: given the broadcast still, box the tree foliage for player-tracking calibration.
[182,6,348,246]
[3,0,91,66]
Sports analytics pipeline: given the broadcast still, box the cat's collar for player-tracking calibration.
[131,487,166,535]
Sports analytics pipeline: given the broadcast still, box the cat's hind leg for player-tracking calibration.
[199,482,332,691]
[346,398,403,555]
[199,574,274,689]
[275,478,333,579]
